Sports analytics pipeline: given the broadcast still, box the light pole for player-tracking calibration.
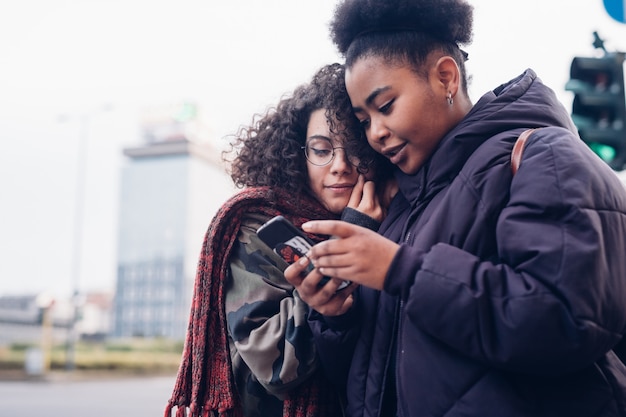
[36,293,55,375]
[59,105,112,371]
[65,114,88,371]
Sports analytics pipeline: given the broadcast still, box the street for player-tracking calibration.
[0,374,176,416]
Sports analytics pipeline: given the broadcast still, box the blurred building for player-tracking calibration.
[78,292,113,341]
[0,292,111,346]
[0,295,48,326]
[112,103,234,339]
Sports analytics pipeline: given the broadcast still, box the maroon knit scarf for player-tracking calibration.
[164,187,341,417]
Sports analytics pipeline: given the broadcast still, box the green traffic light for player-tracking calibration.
[589,142,617,162]
[567,47,626,171]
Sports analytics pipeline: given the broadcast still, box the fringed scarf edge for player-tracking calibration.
[164,187,338,417]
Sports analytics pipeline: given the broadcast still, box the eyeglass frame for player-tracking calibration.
[301,138,360,167]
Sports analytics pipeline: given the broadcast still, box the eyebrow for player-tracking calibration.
[306,134,333,142]
[352,86,392,113]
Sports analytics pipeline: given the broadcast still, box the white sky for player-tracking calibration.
[0,0,625,298]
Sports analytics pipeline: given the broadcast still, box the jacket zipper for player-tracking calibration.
[378,297,401,417]
[396,299,405,417]
[395,224,414,417]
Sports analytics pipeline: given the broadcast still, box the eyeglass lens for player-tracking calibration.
[304,138,360,166]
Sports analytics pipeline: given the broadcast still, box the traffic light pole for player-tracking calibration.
[566,32,626,171]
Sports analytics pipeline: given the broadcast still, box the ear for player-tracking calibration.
[433,56,460,97]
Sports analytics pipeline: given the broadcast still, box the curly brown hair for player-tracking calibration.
[224,63,390,202]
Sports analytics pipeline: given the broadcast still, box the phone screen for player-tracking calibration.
[257,215,350,290]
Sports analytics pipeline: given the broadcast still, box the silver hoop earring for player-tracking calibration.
[447,92,454,105]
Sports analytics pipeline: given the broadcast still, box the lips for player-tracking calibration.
[328,183,355,190]
[382,142,407,164]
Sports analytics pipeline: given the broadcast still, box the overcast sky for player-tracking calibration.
[1,0,625,298]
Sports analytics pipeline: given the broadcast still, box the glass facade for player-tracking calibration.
[112,141,233,339]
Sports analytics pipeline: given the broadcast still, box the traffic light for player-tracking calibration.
[565,51,626,170]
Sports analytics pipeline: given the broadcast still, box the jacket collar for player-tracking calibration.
[395,69,576,206]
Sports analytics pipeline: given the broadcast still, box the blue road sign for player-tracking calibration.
[604,0,626,23]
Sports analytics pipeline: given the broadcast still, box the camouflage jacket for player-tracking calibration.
[225,211,320,417]
[225,208,380,417]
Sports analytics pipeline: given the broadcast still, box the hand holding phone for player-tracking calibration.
[257,215,350,290]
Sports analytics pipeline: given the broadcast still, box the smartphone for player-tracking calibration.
[256,215,350,290]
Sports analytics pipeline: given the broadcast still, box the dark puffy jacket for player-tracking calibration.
[311,69,626,417]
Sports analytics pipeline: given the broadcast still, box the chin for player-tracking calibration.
[328,206,345,215]
[398,166,412,175]
[399,161,420,175]
[323,200,348,215]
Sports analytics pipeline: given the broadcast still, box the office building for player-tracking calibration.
[112,106,234,339]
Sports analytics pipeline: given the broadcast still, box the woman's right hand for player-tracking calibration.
[284,256,358,316]
[348,174,384,222]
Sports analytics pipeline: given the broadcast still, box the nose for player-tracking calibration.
[330,148,352,174]
[368,116,389,145]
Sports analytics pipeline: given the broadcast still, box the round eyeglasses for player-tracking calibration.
[302,138,360,167]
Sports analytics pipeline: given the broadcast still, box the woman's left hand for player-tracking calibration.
[284,256,358,316]
[303,220,400,290]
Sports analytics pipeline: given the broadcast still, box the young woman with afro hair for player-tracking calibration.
[285,1,626,416]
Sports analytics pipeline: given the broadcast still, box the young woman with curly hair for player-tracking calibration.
[284,1,626,416]
[165,63,394,417]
